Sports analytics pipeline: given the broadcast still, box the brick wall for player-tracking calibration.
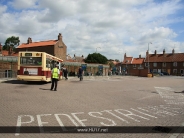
[54,41,67,61]
[0,61,18,78]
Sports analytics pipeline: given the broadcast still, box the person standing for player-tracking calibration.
[50,64,60,91]
[78,66,83,81]
[63,67,68,80]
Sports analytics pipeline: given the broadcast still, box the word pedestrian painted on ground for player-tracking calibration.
[15,104,184,135]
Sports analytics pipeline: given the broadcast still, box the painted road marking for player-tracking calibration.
[155,87,184,105]
[15,104,184,135]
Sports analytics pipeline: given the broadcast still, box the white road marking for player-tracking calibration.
[137,95,157,100]
[155,87,184,105]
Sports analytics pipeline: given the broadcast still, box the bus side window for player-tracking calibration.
[46,64,51,68]
[46,59,51,68]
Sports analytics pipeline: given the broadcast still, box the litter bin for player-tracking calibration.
[147,73,153,77]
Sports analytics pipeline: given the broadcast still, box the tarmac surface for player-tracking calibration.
[0,75,184,138]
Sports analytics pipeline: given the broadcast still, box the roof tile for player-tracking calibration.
[17,40,58,49]
[145,53,184,62]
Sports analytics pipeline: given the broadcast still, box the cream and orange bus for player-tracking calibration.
[17,51,63,82]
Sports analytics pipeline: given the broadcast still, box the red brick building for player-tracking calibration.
[119,53,148,76]
[119,49,184,76]
[145,49,184,75]
[0,43,18,56]
[16,33,67,61]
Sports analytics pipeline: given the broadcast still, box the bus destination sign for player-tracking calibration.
[25,53,32,56]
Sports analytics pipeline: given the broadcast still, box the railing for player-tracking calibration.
[0,71,17,78]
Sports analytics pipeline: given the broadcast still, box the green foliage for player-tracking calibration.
[109,61,115,68]
[3,36,20,51]
[115,59,119,62]
[85,53,108,64]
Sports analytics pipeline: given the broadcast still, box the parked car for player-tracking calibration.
[152,72,163,76]
[161,72,170,75]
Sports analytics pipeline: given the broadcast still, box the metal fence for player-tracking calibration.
[0,71,17,78]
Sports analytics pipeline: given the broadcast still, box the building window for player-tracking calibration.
[153,62,157,67]
[180,69,183,75]
[145,63,148,67]
[173,62,177,67]
[133,64,136,67]
[139,64,142,67]
[173,69,177,74]
[162,62,166,67]
[183,62,184,67]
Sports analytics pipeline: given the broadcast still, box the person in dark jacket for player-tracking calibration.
[63,67,68,80]
[78,66,83,81]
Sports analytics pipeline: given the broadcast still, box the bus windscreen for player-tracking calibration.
[20,57,42,66]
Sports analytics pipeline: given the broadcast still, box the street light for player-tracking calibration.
[96,47,101,53]
[148,42,152,73]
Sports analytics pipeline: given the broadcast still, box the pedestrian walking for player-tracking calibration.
[78,66,83,81]
[63,67,68,80]
[50,64,60,91]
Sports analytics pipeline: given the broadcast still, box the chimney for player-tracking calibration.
[82,55,84,58]
[154,50,157,55]
[124,53,126,59]
[58,33,62,40]
[74,54,75,57]
[27,37,32,44]
[139,54,141,58]
[172,49,175,54]
[163,49,165,55]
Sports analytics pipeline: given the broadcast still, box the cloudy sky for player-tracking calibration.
[0,0,184,61]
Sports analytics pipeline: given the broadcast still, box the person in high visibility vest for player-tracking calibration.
[50,64,60,91]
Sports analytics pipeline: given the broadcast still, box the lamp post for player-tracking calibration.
[118,50,123,74]
[96,47,101,53]
[148,42,152,73]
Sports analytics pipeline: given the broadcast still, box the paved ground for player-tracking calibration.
[0,76,184,138]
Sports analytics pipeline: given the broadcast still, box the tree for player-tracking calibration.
[3,36,20,51]
[108,61,115,69]
[115,59,120,62]
[85,53,108,64]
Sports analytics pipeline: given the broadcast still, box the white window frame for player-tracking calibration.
[145,63,148,67]
[183,62,184,67]
[153,62,157,67]
[162,62,166,67]
[173,62,177,67]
